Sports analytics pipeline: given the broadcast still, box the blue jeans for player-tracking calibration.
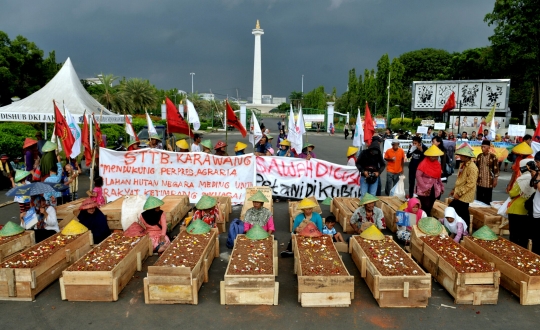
[360,176,378,196]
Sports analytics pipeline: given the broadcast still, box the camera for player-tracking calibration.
[366,172,377,184]
[520,161,538,174]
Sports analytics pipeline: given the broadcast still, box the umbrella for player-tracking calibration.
[43,182,70,192]
[5,182,56,197]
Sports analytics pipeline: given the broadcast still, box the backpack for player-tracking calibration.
[226,218,245,249]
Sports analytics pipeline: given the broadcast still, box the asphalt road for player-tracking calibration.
[0,116,537,330]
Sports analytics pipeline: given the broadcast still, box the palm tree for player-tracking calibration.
[289,91,303,108]
[91,74,129,113]
[121,78,159,114]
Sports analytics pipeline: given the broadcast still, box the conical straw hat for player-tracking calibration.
[41,141,58,152]
[248,190,269,203]
[149,134,161,141]
[79,198,99,210]
[143,196,164,210]
[360,225,385,240]
[279,139,291,146]
[235,141,248,152]
[61,220,89,236]
[512,142,533,155]
[418,217,444,236]
[472,225,498,241]
[266,134,273,140]
[127,140,141,149]
[298,222,322,237]
[124,222,145,237]
[14,170,31,183]
[176,139,190,150]
[0,221,25,237]
[186,219,211,235]
[200,139,212,149]
[195,195,217,210]
[347,146,359,157]
[424,145,444,157]
[246,224,270,240]
[455,147,476,158]
[321,197,332,206]
[359,193,379,205]
[23,138,37,149]
[297,198,318,210]
[302,142,315,150]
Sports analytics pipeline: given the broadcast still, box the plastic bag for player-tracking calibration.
[496,197,511,218]
[390,175,407,201]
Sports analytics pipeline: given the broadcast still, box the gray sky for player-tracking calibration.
[1,0,495,100]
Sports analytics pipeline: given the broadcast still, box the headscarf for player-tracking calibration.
[141,209,164,228]
[244,206,272,227]
[417,157,442,179]
[495,134,502,142]
[443,207,468,235]
[77,208,111,244]
[404,198,423,225]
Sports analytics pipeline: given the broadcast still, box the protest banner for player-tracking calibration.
[99,149,255,204]
[255,157,361,200]
[456,141,514,162]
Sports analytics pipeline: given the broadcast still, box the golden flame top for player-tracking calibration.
[256,20,260,29]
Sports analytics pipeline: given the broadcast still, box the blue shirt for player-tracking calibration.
[322,225,336,236]
[292,212,323,233]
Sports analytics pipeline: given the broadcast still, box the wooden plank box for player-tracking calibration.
[469,206,508,235]
[412,232,500,305]
[377,196,406,233]
[144,229,219,304]
[240,187,273,221]
[293,234,354,307]
[0,231,35,262]
[289,197,322,232]
[431,200,448,220]
[462,237,540,305]
[102,195,190,232]
[410,225,447,264]
[60,234,152,302]
[350,236,431,307]
[331,197,360,234]
[221,235,278,305]
[57,198,87,229]
[200,195,231,233]
[0,231,93,301]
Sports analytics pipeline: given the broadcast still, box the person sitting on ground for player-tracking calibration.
[192,195,223,228]
[200,139,213,154]
[243,191,274,235]
[276,139,294,157]
[138,196,170,253]
[396,197,427,243]
[176,139,190,152]
[281,198,323,257]
[298,142,316,160]
[438,207,469,243]
[77,198,111,244]
[323,216,344,242]
[214,141,229,156]
[349,193,385,234]
[234,141,247,156]
[27,197,60,243]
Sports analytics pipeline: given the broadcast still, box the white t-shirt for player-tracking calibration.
[533,190,540,218]
[191,143,201,152]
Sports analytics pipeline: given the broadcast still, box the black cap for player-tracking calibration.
[194,133,203,139]
[481,140,491,146]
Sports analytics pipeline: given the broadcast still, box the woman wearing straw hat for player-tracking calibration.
[138,196,170,253]
[148,134,163,149]
[176,139,190,152]
[448,147,478,227]
[243,191,274,235]
[281,197,323,257]
[276,139,294,157]
[415,145,445,217]
[506,142,534,193]
[506,159,536,248]
[346,146,359,166]
[214,141,229,156]
[23,137,38,181]
[77,198,111,244]
[235,142,248,156]
[39,141,57,182]
[298,142,316,160]
[127,140,140,151]
[192,195,223,228]
[200,139,213,154]
[13,170,32,213]
[350,193,385,234]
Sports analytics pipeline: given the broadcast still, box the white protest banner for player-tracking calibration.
[416,126,428,134]
[508,124,526,137]
[255,157,361,199]
[99,149,255,204]
[434,123,446,130]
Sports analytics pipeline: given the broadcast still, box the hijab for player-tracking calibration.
[443,207,468,234]
[77,208,111,244]
[404,198,424,225]
[141,208,164,228]
[417,157,442,179]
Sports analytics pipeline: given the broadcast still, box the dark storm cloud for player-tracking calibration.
[1,0,495,100]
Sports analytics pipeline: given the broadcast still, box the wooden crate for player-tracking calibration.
[462,237,540,305]
[331,197,360,234]
[350,236,431,307]
[469,206,508,235]
[0,231,93,301]
[289,197,322,232]
[144,229,219,304]
[102,195,190,232]
[0,231,35,262]
[410,225,447,264]
[431,200,448,220]
[377,196,406,233]
[57,198,86,229]
[221,235,278,305]
[292,235,354,307]
[415,235,500,305]
[200,195,231,233]
[60,234,152,302]
[240,187,273,220]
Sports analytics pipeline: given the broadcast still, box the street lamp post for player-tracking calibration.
[190,73,195,94]
[302,75,304,94]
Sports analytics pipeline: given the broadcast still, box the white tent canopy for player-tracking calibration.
[0,57,124,124]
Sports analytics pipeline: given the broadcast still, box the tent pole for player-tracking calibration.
[44,123,47,140]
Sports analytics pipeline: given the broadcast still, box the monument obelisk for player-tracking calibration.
[251,20,264,105]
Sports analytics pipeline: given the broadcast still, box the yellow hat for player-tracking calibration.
[279,139,291,147]
[424,145,444,157]
[61,220,89,236]
[235,141,248,152]
[346,146,359,157]
[512,142,533,155]
[176,139,190,150]
[360,225,385,240]
[297,197,317,210]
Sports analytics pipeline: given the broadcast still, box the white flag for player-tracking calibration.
[64,106,81,158]
[125,115,137,141]
[353,109,364,147]
[186,99,201,131]
[297,105,306,135]
[287,105,299,152]
[489,115,496,141]
[51,133,63,152]
[249,111,263,147]
[146,111,157,136]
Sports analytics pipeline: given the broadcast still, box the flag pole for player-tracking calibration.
[187,102,192,147]
[89,113,98,192]
[457,101,462,136]
[225,100,228,149]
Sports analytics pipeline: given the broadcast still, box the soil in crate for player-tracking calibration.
[153,231,214,269]
[66,233,143,271]
[1,233,79,269]
[421,236,494,273]
[470,237,540,275]
[0,233,27,245]
[296,236,347,276]
[355,237,423,276]
[227,236,273,275]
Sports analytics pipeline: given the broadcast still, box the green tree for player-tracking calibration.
[303,86,327,110]
[90,74,129,113]
[289,91,303,107]
[121,78,159,114]
[399,48,453,86]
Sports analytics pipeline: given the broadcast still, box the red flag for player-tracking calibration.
[534,121,540,142]
[165,97,193,137]
[226,100,247,137]
[364,102,375,144]
[477,123,484,136]
[82,114,92,166]
[92,113,105,148]
[53,101,75,157]
[441,91,456,113]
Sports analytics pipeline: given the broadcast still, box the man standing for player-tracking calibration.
[470,131,477,140]
[407,136,426,197]
[476,140,499,205]
[356,141,386,196]
[191,133,203,152]
[449,148,479,227]
[35,132,46,156]
[384,140,405,195]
